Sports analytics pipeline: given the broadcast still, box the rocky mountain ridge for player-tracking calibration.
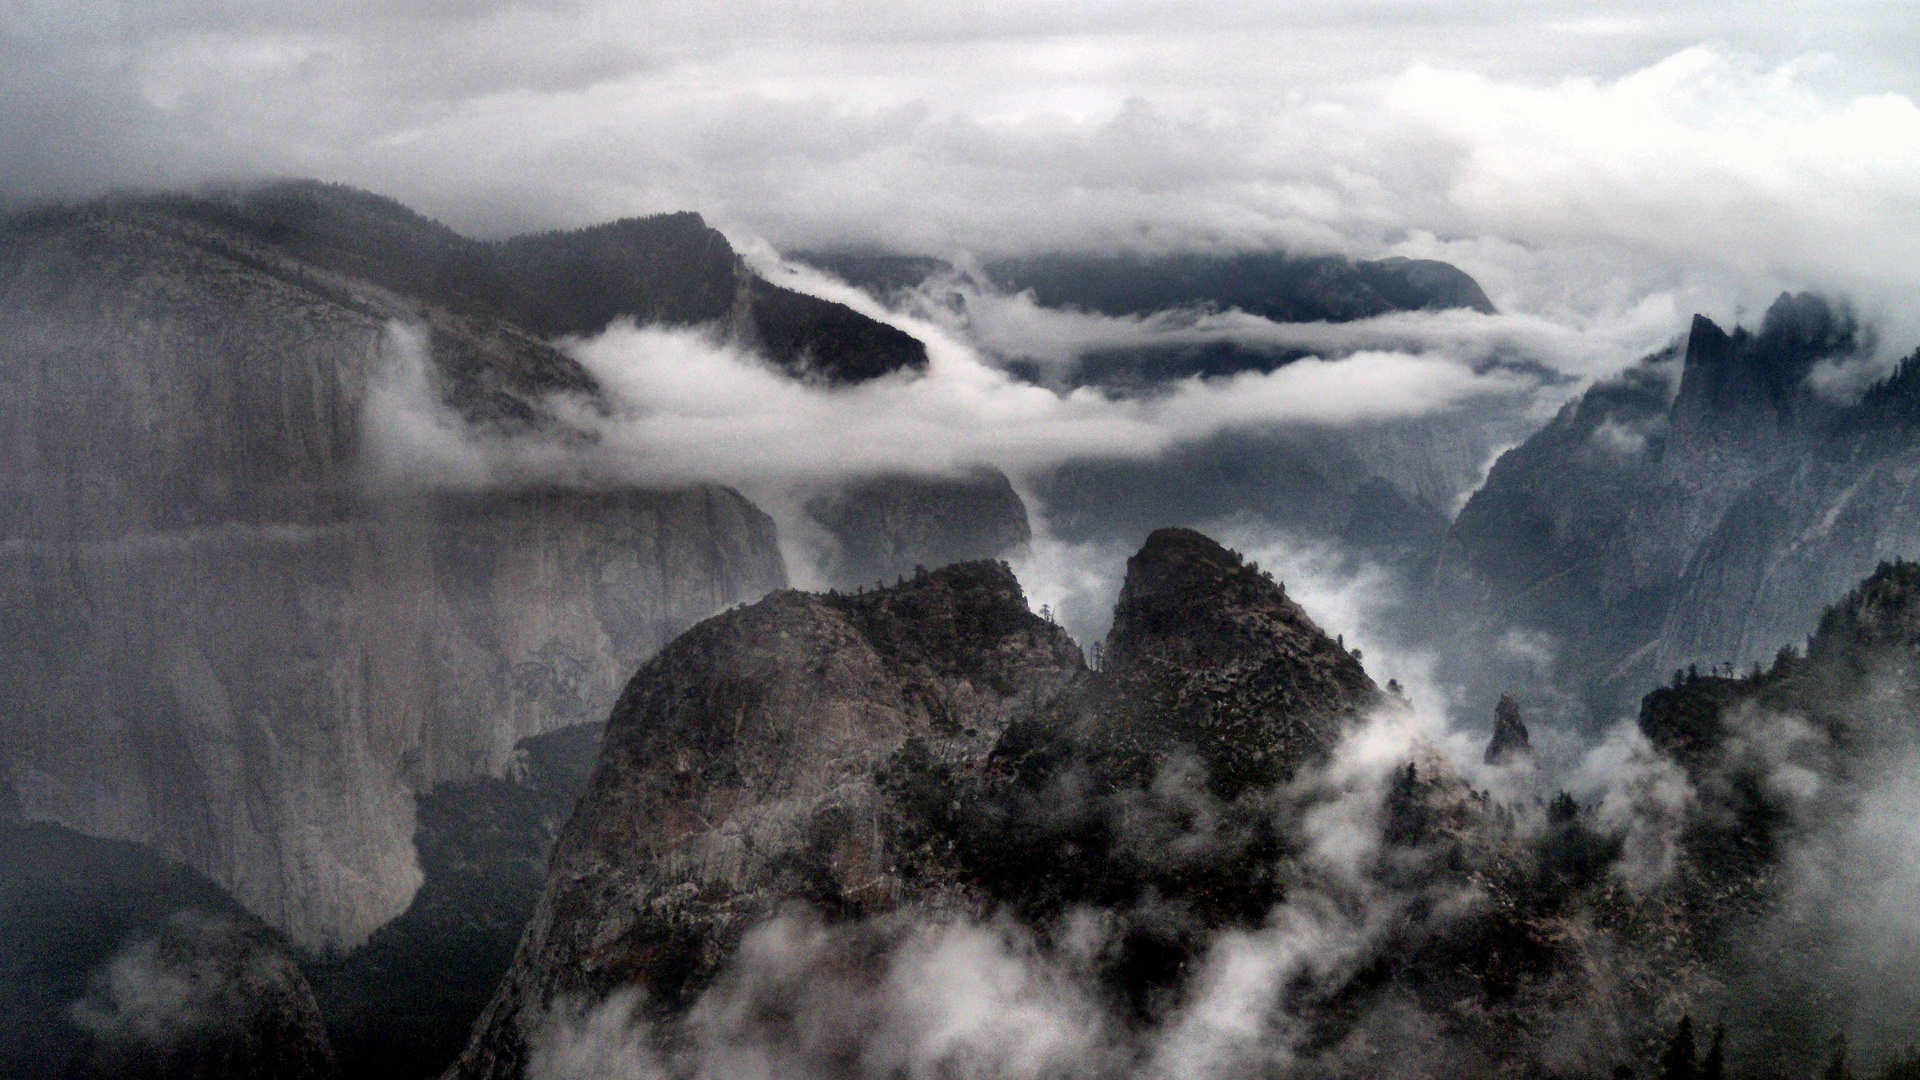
[1436,291,1920,720]
[451,529,1731,1080]
[85,181,927,382]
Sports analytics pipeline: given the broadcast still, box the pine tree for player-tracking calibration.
[1660,1016,1699,1080]
[1877,1045,1920,1080]
[1826,1033,1854,1080]
[1701,1022,1726,1080]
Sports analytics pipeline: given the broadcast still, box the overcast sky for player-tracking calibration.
[5,1,1918,345]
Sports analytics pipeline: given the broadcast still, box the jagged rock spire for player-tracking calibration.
[1484,692,1532,764]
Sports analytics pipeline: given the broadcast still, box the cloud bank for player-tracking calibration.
[5,6,1918,351]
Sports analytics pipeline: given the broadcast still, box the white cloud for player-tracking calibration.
[378,316,1533,492]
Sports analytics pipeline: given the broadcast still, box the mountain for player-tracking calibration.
[801,248,1495,388]
[987,250,1495,323]
[801,467,1033,592]
[452,557,1086,1077]
[0,186,800,951]
[0,821,333,1080]
[1435,292,1909,720]
[139,181,928,382]
[802,249,1494,325]
[449,529,1724,1080]
[1631,559,1920,1069]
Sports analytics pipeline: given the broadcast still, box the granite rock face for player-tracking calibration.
[1436,292,1919,718]
[453,560,1085,1078]
[802,467,1032,592]
[453,530,1400,1077]
[0,194,789,951]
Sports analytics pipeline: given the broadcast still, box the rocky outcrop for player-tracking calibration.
[0,195,789,951]
[802,467,1032,591]
[453,560,1084,1078]
[454,530,1401,1076]
[1484,693,1532,764]
[1096,527,1379,789]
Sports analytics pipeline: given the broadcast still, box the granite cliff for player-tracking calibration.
[0,188,795,951]
[1436,292,1920,719]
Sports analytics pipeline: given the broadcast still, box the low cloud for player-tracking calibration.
[363,313,1536,495]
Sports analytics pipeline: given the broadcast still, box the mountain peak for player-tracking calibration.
[1097,528,1380,794]
[1108,527,1361,680]
[1484,692,1532,764]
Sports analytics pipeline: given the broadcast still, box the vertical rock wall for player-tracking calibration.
[0,209,787,951]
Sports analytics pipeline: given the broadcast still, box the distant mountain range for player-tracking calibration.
[802,247,1496,388]
[800,248,1494,323]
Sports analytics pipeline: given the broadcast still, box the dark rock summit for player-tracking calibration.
[453,560,1084,1077]
[1096,527,1379,791]
[454,530,1394,1077]
[1484,693,1532,764]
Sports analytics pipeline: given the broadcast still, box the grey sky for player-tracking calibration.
[5,1,1918,349]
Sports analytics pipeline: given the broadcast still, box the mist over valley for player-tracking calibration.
[4,6,1920,1079]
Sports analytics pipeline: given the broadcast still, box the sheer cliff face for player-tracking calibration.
[0,200,788,951]
[1437,292,1894,714]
